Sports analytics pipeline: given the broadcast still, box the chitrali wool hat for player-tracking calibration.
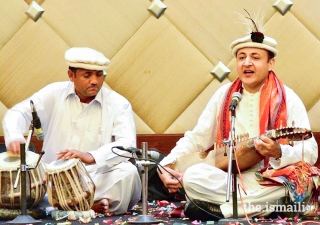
[65,47,110,71]
[230,9,278,57]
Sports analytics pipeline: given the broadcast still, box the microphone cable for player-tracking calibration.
[111,146,224,220]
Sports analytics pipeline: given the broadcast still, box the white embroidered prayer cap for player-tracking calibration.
[65,47,110,71]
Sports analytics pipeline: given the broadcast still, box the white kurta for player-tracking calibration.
[2,81,141,214]
[160,83,318,218]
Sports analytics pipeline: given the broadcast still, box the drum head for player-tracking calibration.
[0,151,38,170]
[46,158,79,172]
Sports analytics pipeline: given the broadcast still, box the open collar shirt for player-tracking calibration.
[3,81,136,173]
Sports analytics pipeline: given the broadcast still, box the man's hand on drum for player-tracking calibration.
[7,141,22,155]
[157,165,183,193]
[56,149,95,164]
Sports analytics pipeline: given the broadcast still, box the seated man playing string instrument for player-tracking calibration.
[157,10,318,221]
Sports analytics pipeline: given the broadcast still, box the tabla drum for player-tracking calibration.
[46,158,95,211]
[0,151,46,209]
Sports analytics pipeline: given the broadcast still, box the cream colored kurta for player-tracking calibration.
[160,83,318,218]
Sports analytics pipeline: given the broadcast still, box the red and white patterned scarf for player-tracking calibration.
[216,71,287,148]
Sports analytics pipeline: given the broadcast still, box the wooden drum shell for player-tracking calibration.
[0,151,46,209]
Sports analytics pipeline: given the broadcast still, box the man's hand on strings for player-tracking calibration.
[254,135,282,159]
